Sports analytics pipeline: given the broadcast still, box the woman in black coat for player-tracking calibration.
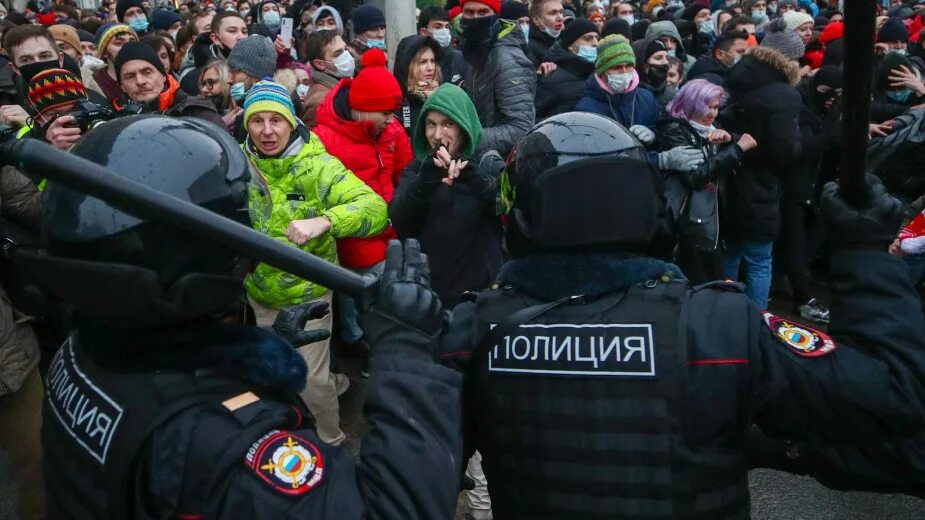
[393,35,443,137]
[658,79,757,284]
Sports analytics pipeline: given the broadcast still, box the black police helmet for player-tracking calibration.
[23,115,258,328]
[501,112,660,257]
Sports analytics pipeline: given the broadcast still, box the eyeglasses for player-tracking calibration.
[200,79,220,89]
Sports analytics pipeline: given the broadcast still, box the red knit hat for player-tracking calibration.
[819,21,844,45]
[460,0,501,14]
[348,50,402,112]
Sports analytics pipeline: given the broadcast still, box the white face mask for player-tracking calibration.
[607,71,633,92]
[431,27,452,47]
[620,14,635,25]
[520,23,530,42]
[688,119,716,138]
[296,84,309,97]
[331,50,355,78]
[81,55,105,68]
[543,24,561,38]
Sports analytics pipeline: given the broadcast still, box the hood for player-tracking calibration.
[546,41,595,73]
[310,6,343,34]
[645,21,683,45]
[726,46,800,94]
[497,18,528,50]
[314,79,381,143]
[393,35,444,96]
[412,82,482,161]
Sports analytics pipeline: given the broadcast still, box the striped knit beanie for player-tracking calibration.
[27,68,88,116]
[244,80,298,129]
[95,23,137,53]
[596,34,635,75]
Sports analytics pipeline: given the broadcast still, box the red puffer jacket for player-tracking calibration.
[313,79,413,269]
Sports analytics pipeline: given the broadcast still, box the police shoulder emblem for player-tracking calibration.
[245,430,325,495]
[763,312,836,358]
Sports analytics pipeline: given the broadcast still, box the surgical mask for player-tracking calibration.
[699,20,714,35]
[262,10,281,27]
[543,25,561,38]
[607,71,633,92]
[81,55,105,68]
[169,29,179,40]
[520,23,530,42]
[688,119,716,138]
[239,9,249,17]
[751,9,767,23]
[230,81,247,101]
[667,49,677,58]
[892,48,908,56]
[331,50,355,77]
[577,45,597,63]
[767,4,777,14]
[432,27,452,47]
[620,14,635,25]
[296,84,309,97]
[128,15,149,33]
[726,0,737,6]
[366,38,386,50]
[722,50,741,67]
[887,88,913,102]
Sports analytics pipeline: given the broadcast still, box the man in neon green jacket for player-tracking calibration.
[242,80,387,445]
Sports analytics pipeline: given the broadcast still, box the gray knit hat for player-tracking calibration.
[227,35,276,79]
[760,18,805,60]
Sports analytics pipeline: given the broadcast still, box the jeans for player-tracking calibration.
[723,240,774,309]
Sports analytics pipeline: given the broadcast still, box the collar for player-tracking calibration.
[158,73,180,111]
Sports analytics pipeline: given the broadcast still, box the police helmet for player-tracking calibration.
[22,115,260,328]
[501,112,660,257]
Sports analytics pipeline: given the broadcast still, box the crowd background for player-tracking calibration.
[0,0,923,518]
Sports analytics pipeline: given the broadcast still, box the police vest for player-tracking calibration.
[469,279,749,519]
[42,334,308,519]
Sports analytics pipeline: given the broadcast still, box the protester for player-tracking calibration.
[393,35,443,136]
[458,0,536,157]
[313,49,413,376]
[115,0,150,35]
[242,79,388,445]
[871,51,925,123]
[48,24,81,62]
[413,5,465,84]
[634,37,676,108]
[346,4,386,63]
[226,33,276,139]
[687,30,749,85]
[88,23,137,102]
[311,5,342,34]
[666,55,683,87]
[302,29,352,127]
[535,17,598,119]
[527,0,564,65]
[576,34,659,132]
[645,20,696,74]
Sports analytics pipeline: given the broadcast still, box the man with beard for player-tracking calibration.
[89,23,138,103]
[179,11,248,94]
[458,0,535,157]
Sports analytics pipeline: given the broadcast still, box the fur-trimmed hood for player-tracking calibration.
[727,46,801,93]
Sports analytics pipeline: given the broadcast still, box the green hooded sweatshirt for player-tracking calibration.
[244,132,388,308]
[412,83,483,162]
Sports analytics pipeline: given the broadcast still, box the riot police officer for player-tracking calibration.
[440,112,925,519]
[19,115,462,519]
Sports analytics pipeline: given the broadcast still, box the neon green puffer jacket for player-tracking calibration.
[244,133,388,308]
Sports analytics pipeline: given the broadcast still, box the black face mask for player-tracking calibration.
[17,59,61,84]
[647,64,669,87]
[812,89,838,112]
[460,14,500,59]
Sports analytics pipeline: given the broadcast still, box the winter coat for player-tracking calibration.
[535,42,595,120]
[0,166,40,396]
[866,108,925,201]
[574,74,660,130]
[463,19,536,157]
[718,46,802,242]
[390,83,502,304]
[687,55,732,86]
[871,54,925,123]
[645,21,697,73]
[243,128,388,308]
[301,68,339,128]
[527,23,557,67]
[313,80,414,269]
[657,116,744,251]
[781,84,841,205]
[164,88,224,127]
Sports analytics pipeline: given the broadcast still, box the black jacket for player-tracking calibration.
[657,116,744,251]
[782,84,841,205]
[534,43,594,120]
[719,46,802,242]
[165,90,224,128]
[389,152,504,305]
[393,36,442,138]
[686,54,732,86]
[527,23,557,67]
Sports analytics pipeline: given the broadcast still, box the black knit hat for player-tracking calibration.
[351,4,385,34]
[114,41,166,81]
[681,3,708,21]
[878,18,910,43]
[116,0,145,22]
[500,0,528,20]
[812,65,843,90]
[560,18,598,48]
[602,17,631,39]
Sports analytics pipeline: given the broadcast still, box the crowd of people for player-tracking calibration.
[0,0,925,518]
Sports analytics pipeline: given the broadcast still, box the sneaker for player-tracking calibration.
[798,298,830,324]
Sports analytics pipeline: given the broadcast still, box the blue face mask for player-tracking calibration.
[128,16,149,33]
[366,38,386,50]
[262,10,281,27]
[887,88,913,103]
[577,45,597,63]
[230,81,247,102]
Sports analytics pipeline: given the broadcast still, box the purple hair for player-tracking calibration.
[666,79,727,121]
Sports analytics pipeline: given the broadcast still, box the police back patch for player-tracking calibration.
[246,430,324,495]
[763,312,836,358]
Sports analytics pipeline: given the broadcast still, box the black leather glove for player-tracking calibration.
[271,301,331,347]
[412,157,447,197]
[360,239,444,361]
[821,175,903,251]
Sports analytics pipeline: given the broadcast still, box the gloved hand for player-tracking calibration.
[629,124,656,145]
[657,146,705,172]
[821,175,903,251]
[272,301,331,347]
[360,239,444,361]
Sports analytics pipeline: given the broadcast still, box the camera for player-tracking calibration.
[69,100,117,132]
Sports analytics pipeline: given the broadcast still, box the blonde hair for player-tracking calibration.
[406,45,441,95]
[274,68,298,94]
[200,59,232,112]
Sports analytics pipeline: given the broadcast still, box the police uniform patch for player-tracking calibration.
[245,430,324,495]
[763,312,836,358]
